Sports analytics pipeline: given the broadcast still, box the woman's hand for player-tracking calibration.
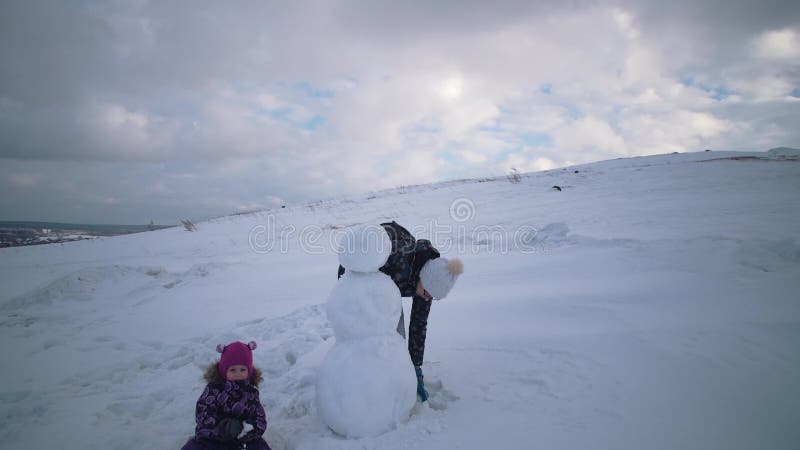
[416,280,433,301]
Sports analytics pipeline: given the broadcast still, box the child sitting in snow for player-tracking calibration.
[181,341,271,450]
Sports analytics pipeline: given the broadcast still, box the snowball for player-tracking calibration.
[327,272,401,341]
[316,336,417,438]
[238,422,254,438]
[337,224,392,272]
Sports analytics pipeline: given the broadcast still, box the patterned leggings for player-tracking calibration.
[397,295,432,368]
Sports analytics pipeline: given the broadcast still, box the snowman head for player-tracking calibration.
[419,257,464,300]
[337,223,392,272]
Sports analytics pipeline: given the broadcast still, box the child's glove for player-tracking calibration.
[238,422,259,443]
[216,417,244,441]
[238,430,262,446]
[415,367,429,402]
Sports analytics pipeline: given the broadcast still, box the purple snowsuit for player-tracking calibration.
[181,364,271,450]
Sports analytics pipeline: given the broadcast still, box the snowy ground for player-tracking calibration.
[1,150,799,450]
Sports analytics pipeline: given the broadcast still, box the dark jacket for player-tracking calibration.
[193,363,267,442]
[338,222,440,297]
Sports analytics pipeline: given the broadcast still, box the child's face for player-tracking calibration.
[226,365,249,381]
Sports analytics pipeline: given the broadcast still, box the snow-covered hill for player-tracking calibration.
[1,151,799,450]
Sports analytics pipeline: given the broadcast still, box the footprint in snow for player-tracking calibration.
[413,376,459,412]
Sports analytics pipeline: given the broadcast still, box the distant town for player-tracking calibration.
[0,221,174,248]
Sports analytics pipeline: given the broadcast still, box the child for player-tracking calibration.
[181,341,271,450]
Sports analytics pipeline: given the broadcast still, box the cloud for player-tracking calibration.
[6,173,43,188]
[553,117,628,160]
[1,1,799,222]
[619,110,741,154]
[752,28,800,60]
[100,197,121,205]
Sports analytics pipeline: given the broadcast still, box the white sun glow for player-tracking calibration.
[439,76,464,100]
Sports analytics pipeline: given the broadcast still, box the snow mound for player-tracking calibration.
[315,335,417,438]
[736,238,800,272]
[536,222,570,241]
[2,150,799,450]
[336,224,391,272]
[524,222,571,247]
[0,265,166,310]
[767,147,800,159]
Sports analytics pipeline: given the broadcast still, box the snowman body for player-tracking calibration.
[316,225,417,438]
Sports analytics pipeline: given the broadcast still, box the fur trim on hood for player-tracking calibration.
[204,362,264,387]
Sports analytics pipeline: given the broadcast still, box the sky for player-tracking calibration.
[1,0,799,224]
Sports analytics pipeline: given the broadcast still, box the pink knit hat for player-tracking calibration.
[217,341,257,380]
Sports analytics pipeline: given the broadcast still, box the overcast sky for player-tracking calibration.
[1,1,798,224]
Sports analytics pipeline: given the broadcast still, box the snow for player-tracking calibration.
[319,227,416,438]
[0,150,799,450]
[336,223,392,272]
[768,146,800,159]
[326,272,403,342]
[316,335,416,438]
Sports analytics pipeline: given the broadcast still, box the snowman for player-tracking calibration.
[316,223,417,438]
